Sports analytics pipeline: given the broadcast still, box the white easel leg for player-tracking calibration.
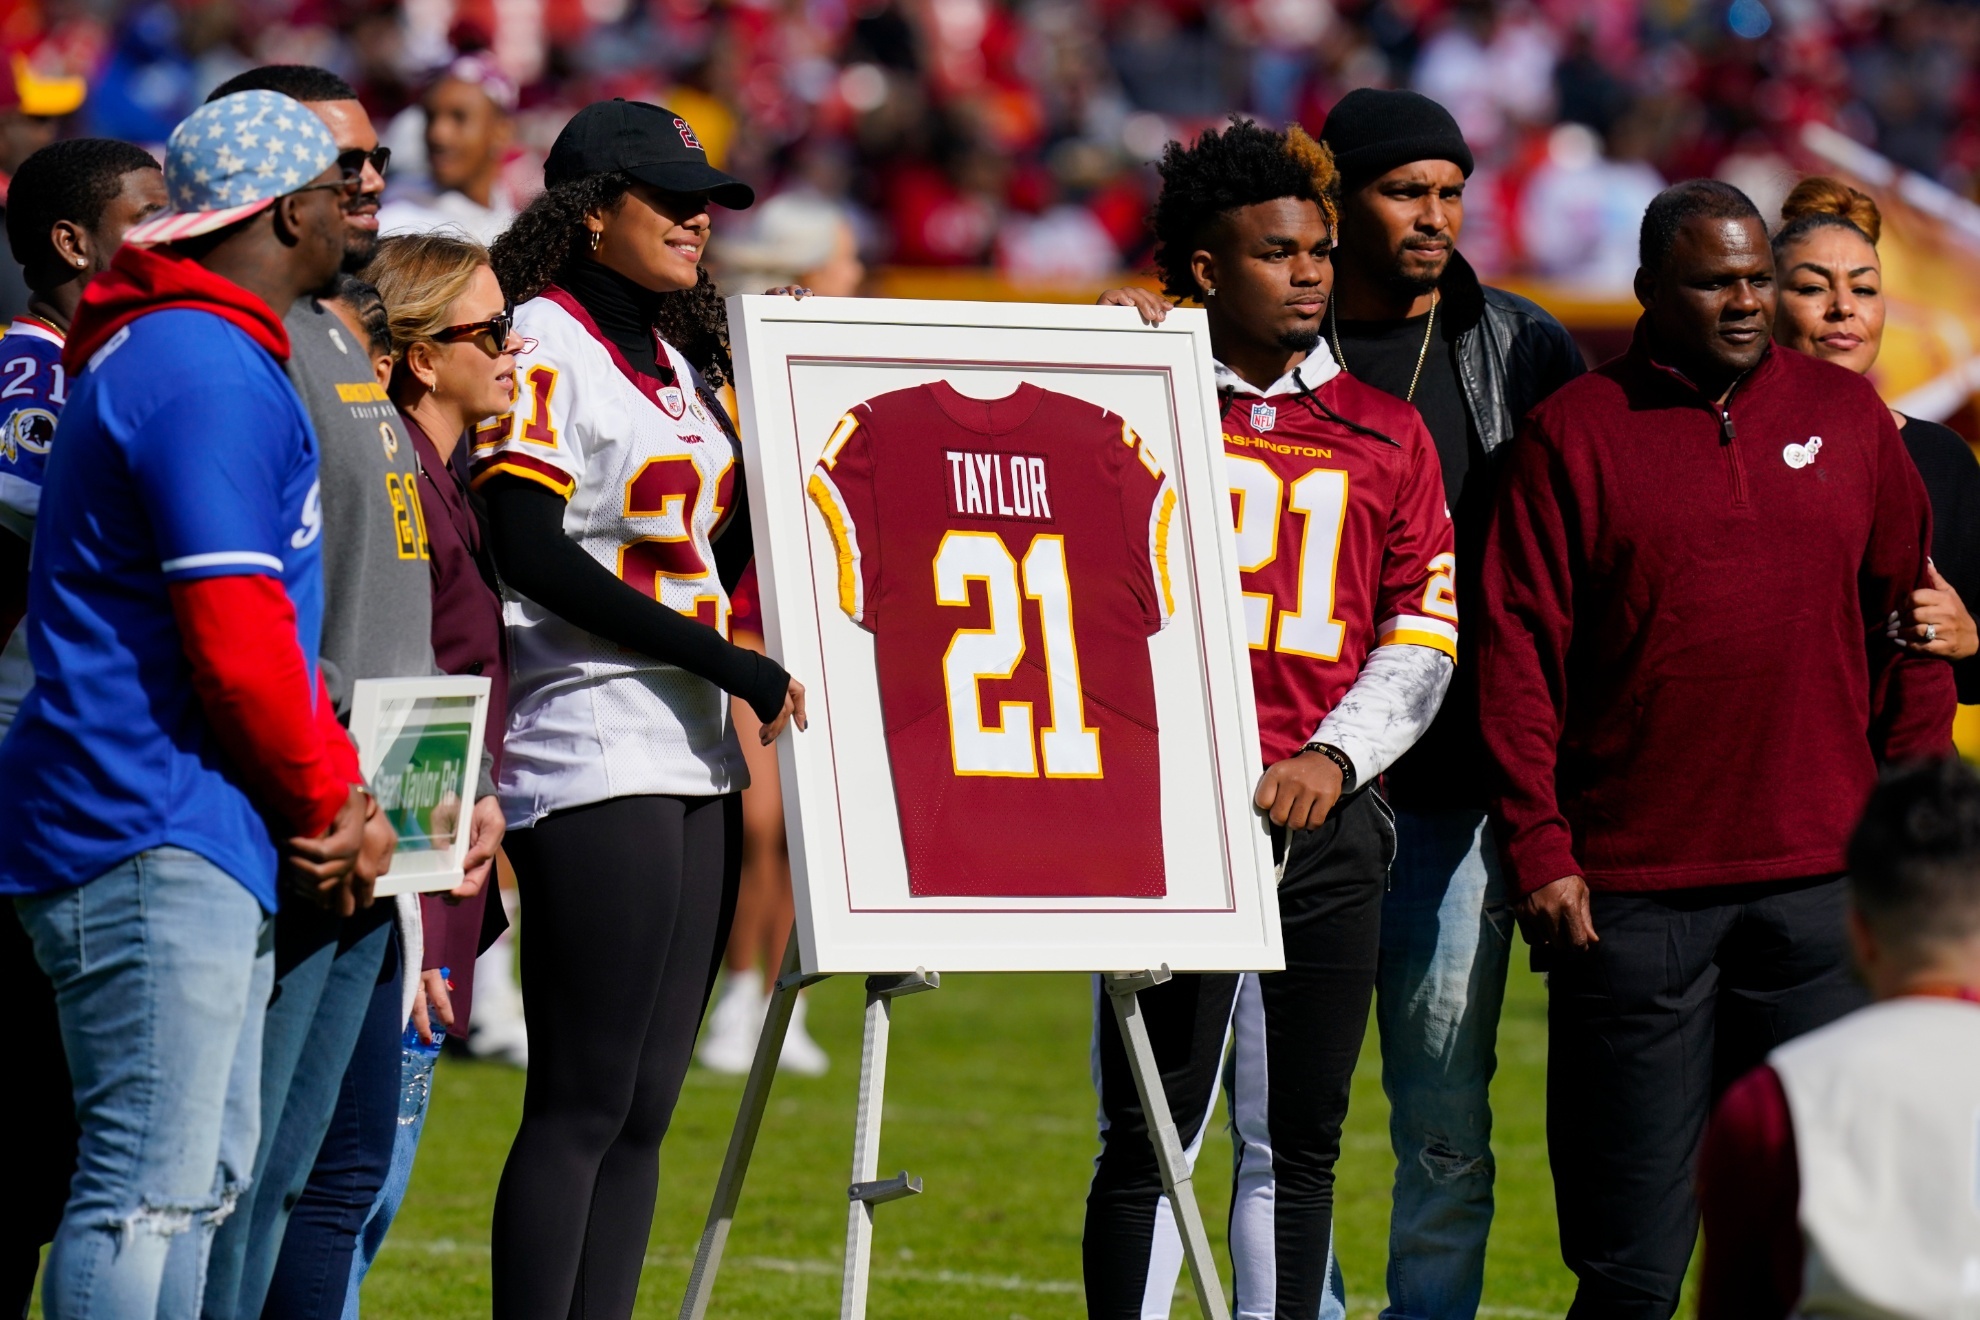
[680,928,822,1320]
[841,970,938,1320]
[1105,968,1232,1320]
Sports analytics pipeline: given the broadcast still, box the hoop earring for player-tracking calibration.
[589,229,602,252]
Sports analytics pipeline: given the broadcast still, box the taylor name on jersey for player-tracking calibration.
[809,381,1176,900]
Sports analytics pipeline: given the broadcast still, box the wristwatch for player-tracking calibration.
[1301,741,1357,795]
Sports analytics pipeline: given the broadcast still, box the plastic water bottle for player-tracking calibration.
[403,965,450,1058]
[400,966,449,1122]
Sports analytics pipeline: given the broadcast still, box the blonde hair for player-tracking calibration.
[1283,124,1341,234]
[358,231,492,392]
[1776,175,1883,249]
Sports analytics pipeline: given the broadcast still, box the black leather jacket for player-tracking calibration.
[1439,251,1586,456]
[1384,251,1584,809]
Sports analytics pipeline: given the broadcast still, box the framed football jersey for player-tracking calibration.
[730,296,1280,975]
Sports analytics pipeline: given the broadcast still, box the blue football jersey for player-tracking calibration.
[0,314,69,541]
[0,308,325,910]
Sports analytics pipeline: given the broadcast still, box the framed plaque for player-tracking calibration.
[348,675,492,897]
[728,294,1280,975]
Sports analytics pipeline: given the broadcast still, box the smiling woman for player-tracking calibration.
[475,99,809,1320]
[1772,176,1980,695]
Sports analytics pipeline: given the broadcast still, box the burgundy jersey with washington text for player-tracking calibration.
[1223,372,1458,764]
[808,381,1178,898]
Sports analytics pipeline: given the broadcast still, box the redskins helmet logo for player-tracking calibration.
[10,406,56,458]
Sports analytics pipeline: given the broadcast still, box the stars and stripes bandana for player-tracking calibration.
[124,89,341,246]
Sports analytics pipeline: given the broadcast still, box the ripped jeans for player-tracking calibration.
[1375,809,1513,1320]
[15,848,271,1320]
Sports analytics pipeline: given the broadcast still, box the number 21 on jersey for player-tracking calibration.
[1227,457,1457,655]
[617,453,733,633]
[1228,458,1349,657]
[936,530,1101,780]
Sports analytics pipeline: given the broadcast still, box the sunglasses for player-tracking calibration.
[434,304,515,356]
[336,146,392,182]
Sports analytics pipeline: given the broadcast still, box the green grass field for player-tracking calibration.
[357,962,1579,1319]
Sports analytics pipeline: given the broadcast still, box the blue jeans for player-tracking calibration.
[266,932,402,1319]
[202,904,393,1320]
[1375,808,1513,1320]
[14,848,270,1320]
[340,1043,439,1317]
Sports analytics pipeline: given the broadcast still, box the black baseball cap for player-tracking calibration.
[545,99,755,209]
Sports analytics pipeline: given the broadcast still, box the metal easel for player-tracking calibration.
[679,933,1230,1319]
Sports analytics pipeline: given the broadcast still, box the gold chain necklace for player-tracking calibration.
[1330,290,1439,402]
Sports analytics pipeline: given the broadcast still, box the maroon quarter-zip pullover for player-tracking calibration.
[1479,330,1954,897]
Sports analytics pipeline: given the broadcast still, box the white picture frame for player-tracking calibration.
[348,675,492,897]
[729,295,1281,975]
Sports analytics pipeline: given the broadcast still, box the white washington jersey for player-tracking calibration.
[471,287,745,825]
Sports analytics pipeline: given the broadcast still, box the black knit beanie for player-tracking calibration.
[1319,89,1475,192]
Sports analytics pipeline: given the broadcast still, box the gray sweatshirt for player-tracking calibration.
[285,298,434,713]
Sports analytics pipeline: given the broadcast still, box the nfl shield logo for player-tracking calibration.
[656,385,687,420]
[1251,401,1277,432]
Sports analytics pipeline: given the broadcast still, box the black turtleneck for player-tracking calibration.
[480,261,790,725]
[557,256,669,379]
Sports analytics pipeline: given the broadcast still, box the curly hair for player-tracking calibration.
[1776,175,1882,253]
[650,267,733,389]
[490,173,734,388]
[1151,118,1340,304]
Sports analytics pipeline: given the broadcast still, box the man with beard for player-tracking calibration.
[0,89,369,1318]
[1480,180,1953,1317]
[1094,118,1456,1319]
[1317,89,1583,1320]
[193,64,502,1320]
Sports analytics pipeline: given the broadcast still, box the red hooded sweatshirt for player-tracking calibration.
[65,242,290,368]
[64,244,357,840]
[1478,328,1954,897]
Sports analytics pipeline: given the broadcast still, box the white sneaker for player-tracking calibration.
[779,993,830,1077]
[467,929,529,1068]
[698,973,765,1074]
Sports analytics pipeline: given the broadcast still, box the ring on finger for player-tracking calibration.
[1927,623,1940,641]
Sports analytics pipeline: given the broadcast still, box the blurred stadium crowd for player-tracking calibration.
[1,0,1978,292]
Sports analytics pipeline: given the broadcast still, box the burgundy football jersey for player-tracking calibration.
[808,381,1177,898]
[1224,373,1457,765]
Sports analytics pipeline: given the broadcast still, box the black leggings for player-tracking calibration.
[491,793,742,1320]
[1084,789,1392,1319]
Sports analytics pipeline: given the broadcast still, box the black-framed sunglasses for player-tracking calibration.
[434,304,515,356]
[335,146,392,182]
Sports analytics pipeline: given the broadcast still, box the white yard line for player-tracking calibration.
[389,1239,1551,1309]
[385,1238,1081,1296]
